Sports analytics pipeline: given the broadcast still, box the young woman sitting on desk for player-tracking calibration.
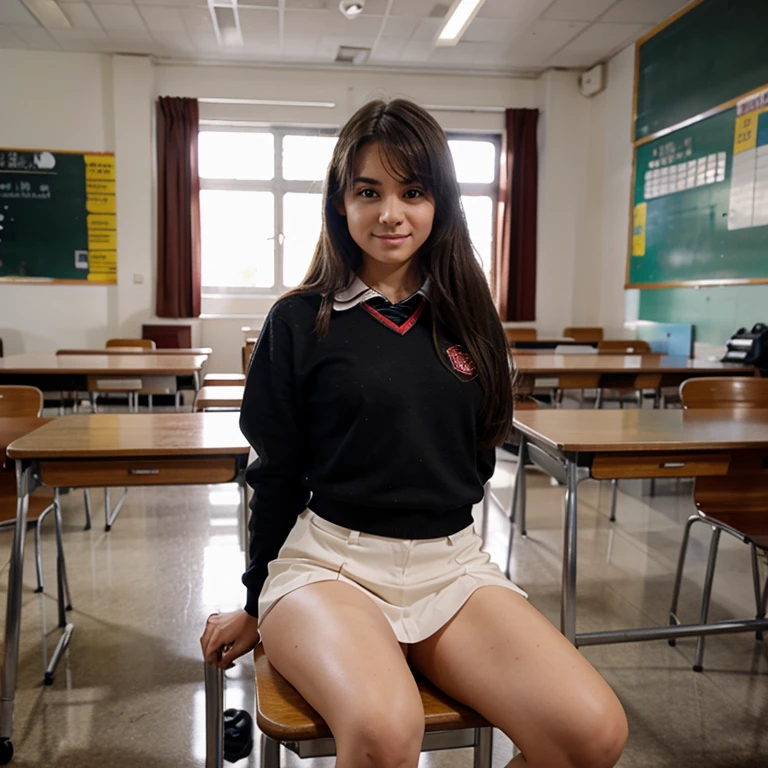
[201,98,628,768]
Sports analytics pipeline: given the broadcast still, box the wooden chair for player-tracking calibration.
[668,377,768,671]
[204,644,493,768]
[505,328,537,342]
[106,338,156,350]
[563,326,603,343]
[0,387,72,598]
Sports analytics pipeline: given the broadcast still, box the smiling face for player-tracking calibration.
[339,142,435,275]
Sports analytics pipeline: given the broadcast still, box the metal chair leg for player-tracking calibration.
[53,491,72,612]
[261,734,280,768]
[33,503,56,593]
[83,488,92,531]
[609,479,618,523]
[668,515,700,645]
[694,527,722,672]
[505,438,526,578]
[473,726,493,768]
[595,388,604,409]
[751,544,765,641]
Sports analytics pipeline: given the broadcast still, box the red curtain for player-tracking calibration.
[495,108,539,322]
[156,96,201,318]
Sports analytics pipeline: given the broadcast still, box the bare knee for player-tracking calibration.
[565,694,628,768]
[336,709,424,768]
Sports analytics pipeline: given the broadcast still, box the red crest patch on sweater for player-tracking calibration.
[447,345,475,376]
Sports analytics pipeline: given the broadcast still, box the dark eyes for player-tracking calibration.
[358,188,424,199]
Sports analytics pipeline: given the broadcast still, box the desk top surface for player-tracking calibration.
[0,417,54,459]
[7,413,249,459]
[513,408,768,453]
[514,354,754,375]
[0,354,207,375]
[57,347,212,356]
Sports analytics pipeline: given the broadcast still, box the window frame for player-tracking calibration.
[199,126,501,297]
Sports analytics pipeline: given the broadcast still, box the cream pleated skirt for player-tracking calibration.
[258,509,527,644]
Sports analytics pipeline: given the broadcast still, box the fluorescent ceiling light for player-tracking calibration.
[436,0,486,46]
[209,0,243,48]
[22,0,72,30]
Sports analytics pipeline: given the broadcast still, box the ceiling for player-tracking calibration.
[0,0,692,75]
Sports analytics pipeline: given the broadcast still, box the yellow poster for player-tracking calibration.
[84,154,115,180]
[632,203,647,256]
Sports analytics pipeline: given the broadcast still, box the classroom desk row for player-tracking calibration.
[0,412,250,761]
[1,382,766,762]
[0,353,209,411]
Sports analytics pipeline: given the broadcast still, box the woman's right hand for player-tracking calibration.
[200,609,261,668]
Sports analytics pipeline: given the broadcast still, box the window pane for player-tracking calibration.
[462,195,493,282]
[283,192,322,287]
[283,135,338,181]
[449,140,496,184]
[198,131,274,180]
[200,190,274,288]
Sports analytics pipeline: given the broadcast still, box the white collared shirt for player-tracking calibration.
[333,275,432,312]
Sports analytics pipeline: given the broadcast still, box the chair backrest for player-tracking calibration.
[106,338,156,350]
[563,327,603,343]
[680,377,768,409]
[505,328,537,342]
[597,340,651,354]
[0,386,44,417]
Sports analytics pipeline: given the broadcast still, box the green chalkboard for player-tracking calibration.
[635,0,768,141]
[627,102,768,288]
[0,149,116,284]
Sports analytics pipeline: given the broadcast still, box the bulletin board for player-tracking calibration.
[626,0,768,289]
[0,148,117,284]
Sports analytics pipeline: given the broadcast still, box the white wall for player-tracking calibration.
[0,47,641,367]
[596,44,636,337]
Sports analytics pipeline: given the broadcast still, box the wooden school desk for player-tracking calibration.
[508,337,591,350]
[0,413,250,762]
[56,347,213,356]
[0,354,208,409]
[511,408,768,646]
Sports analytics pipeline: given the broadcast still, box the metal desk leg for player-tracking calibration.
[562,458,579,644]
[0,462,34,762]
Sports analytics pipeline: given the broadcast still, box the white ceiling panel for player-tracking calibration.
[478,0,546,20]
[60,2,102,30]
[377,15,420,38]
[0,25,27,45]
[284,9,381,37]
[134,0,208,6]
[0,0,38,26]
[390,0,448,18]
[543,0,616,22]
[91,4,148,31]
[0,0,697,74]
[507,19,588,63]
[9,24,60,47]
[560,21,646,54]
[137,6,187,34]
[370,36,408,60]
[462,17,537,44]
[238,8,281,40]
[602,0,689,24]
[408,17,441,41]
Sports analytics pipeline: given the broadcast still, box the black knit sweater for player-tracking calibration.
[239,292,496,616]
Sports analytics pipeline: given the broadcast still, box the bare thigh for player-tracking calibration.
[258,581,424,765]
[408,587,628,768]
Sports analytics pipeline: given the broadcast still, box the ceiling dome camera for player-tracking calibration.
[339,0,365,20]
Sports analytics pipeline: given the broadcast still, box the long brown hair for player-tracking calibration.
[284,98,514,447]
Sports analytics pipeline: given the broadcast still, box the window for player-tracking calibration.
[199,128,499,295]
[448,136,500,285]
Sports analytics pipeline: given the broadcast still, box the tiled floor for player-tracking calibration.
[0,420,766,766]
